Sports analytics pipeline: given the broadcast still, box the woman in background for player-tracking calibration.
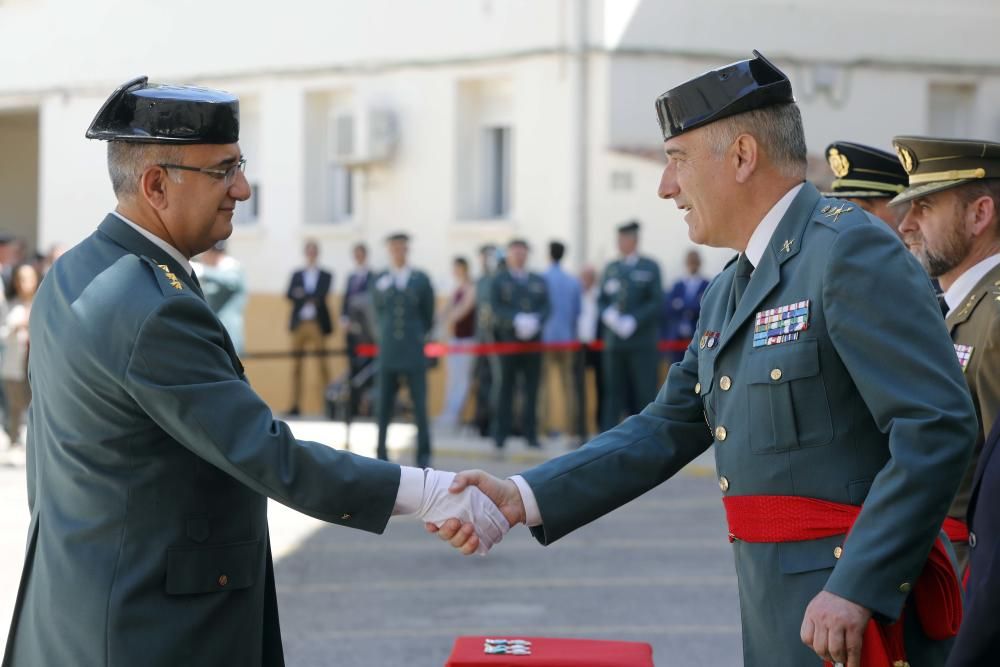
[2,263,38,449]
[436,257,477,431]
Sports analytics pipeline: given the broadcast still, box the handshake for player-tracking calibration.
[410,469,527,555]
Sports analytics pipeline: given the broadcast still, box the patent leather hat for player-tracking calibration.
[822,141,907,199]
[86,76,239,144]
[655,50,794,141]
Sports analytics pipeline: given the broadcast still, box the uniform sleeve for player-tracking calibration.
[490,276,516,328]
[973,314,1000,433]
[520,330,712,544]
[820,224,977,620]
[421,276,435,336]
[123,296,402,533]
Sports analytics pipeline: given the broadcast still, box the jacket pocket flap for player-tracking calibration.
[166,539,259,595]
[778,534,845,574]
[747,337,820,384]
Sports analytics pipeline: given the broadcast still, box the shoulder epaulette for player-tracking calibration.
[139,256,188,297]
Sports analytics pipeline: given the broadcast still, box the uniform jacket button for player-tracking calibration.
[715,426,727,441]
[217,574,229,587]
[719,476,730,493]
[341,513,352,520]
[719,376,732,391]
[969,531,977,548]
[770,368,783,381]
[694,382,701,395]
[898,582,912,593]
[833,546,843,559]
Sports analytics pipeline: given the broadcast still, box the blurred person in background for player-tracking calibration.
[436,256,477,431]
[576,265,602,441]
[286,239,333,416]
[662,249,708,364]
[193,240,247,355]
[1,263,37,453]
[539,241,581,443]
[341,242,374,418]
[473,243,500,437]
[822,141,909,235]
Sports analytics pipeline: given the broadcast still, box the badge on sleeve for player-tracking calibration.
[954,343,973,372]
[753,300,810,348]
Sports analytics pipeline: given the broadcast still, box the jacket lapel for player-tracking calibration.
[946,262,1000,333]
[97,214,203,297]
[716,183,818,356]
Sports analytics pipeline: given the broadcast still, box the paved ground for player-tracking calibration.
[0,421,743,666]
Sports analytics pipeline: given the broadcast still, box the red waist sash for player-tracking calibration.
[722,495,964,667]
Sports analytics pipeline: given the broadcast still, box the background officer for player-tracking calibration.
[473,243,500,437]
[490,239,550,452]
[372,232,435,468]
[822,140,909,234]
[893,135,1000,572]
[4,77,505,667]
[598,221,663,430]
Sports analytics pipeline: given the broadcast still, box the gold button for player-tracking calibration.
[770,368,782,381]
[899,582,912,593]
[719,476,730,492]
[833,546,843,559]
[341,513,352,520]
[719,376,732,391]
[715,426,727,441]
[694,382,701,395]
[217,574,229,587]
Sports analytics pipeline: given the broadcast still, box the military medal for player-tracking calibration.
[954,344,973,372]
[700,331,720,349]
[753,300,810,348]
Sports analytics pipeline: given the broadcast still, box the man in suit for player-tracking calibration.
[341,242,374,419]
[2,77,508,667]
[285,239,333,416]
[371,233,435,468]
[490,239,550,452]
[822,141,909,235]
[893,136,1000,573]
[598,220,663,430]
[435,52,976,667]
[662,249,709,364]
[948,415,1000,665]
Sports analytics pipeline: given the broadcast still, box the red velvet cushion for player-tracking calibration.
[446,637,654,667]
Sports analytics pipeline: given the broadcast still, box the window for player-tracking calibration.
[233,100,259,226]
[456,78,514,221]
[928,83,976,137]
[305,91,357,223]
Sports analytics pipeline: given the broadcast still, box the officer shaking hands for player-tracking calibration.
[598,221,663,430]
[3,77,507,667]
[372,232,436,468]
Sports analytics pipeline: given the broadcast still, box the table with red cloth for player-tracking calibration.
[445,637,654,667]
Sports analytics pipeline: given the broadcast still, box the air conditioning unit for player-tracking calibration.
[327,107,398,166]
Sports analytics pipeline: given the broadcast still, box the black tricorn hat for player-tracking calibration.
[655,50,794,141]
[822,141,907,199]
[86,76,239,144]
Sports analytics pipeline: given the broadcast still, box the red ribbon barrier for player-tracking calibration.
[354,339,692,358]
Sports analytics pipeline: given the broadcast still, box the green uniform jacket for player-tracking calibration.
[489,270,551,342]
[520,184,976,666]
[946,262,1000,556]
[597,256,662,350]
[371,269,434,371]
[4,215,402,667]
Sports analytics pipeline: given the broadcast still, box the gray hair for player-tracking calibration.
[106,142,184,198]
[705,103,808,180]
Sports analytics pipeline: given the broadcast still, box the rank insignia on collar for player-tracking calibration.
[700,331,720,350]
[954,344,973,372]
[823,204,853,223]
[753,300,810,348]
[781,239,794,253]
[157,264,184,290]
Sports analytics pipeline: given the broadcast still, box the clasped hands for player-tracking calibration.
[420,470,525,555]
[601,306,637,339]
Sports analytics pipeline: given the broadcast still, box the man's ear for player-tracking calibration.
[140,166,171,211]
[732,133,759,185]
[968,194,998,239]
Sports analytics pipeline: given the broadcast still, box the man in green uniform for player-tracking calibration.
[473,243,500,437]
[2,77,507,667]
[435,52,975,667]
[372,232,435,468]
[893,135,1000,573]
[598,221,663,430]
[490,239,550,452]
[822,140,909,235]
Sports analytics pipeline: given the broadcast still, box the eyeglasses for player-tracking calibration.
[159,156,247,187]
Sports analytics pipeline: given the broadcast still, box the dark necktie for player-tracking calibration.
[936,291,949,317]
[733,254,754,305]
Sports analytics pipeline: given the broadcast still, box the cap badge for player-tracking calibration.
[896,146,916,174]
[827,148,850,178]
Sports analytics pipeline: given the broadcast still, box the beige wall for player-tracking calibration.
[0,112,38,249]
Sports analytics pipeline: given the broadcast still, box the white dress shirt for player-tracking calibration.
[298,267,320,321]
[578,286,599,343]
[943,254,1000,316]
[511,182,806,527]
[392,266,412,290]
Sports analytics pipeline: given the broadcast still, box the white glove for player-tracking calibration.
[513,312,539,340]
[415,469,511,555]
[601,306,621,332]
[616,314,637,339]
